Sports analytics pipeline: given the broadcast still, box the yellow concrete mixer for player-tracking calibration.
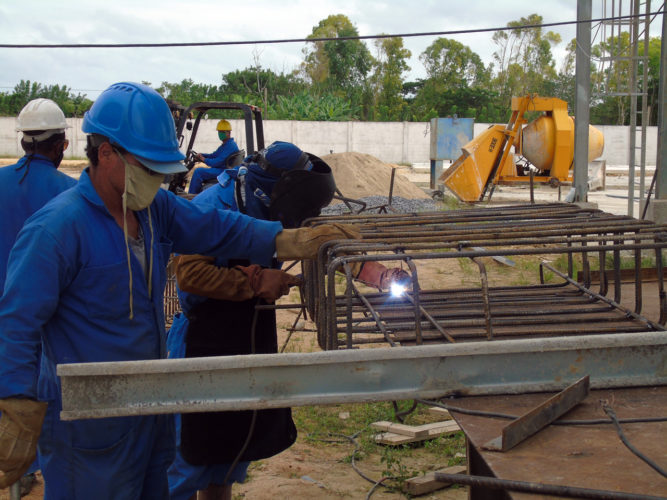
[439,95,604,202]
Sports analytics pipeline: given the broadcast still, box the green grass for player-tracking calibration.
[292,401,466,492]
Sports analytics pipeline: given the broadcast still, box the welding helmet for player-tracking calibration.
[239,141,335,228]
[82,82,186,174]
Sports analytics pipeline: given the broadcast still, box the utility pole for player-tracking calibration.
[573,0,592,203]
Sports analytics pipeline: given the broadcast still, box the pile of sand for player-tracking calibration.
[322,152,429,202]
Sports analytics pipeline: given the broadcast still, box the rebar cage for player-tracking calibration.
[302,203,667,350]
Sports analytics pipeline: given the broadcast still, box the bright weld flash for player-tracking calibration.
[390,282,406,297]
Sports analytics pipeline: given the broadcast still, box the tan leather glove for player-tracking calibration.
[175,254,256,301]
[0,398,47,489]
[236,265,302,302]
[355,261,411,291]
[275,223,361,261]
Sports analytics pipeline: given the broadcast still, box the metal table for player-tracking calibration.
[447,386,667,498]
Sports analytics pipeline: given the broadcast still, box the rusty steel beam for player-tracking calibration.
[58,332,667,420]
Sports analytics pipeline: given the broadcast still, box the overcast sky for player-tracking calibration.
[0,1,613,101]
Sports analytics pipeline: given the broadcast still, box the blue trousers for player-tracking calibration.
[39,409,175,500]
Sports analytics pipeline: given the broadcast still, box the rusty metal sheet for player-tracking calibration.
[448,387,667,498]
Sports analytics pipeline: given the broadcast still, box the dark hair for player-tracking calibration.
[85,134,112,167]
[21,131,66,155]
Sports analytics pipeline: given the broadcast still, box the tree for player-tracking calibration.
[0,80,92,118]
[222,66,306,118]
[300,14,375,117]
[409,38,496,122]
[156,79,224,107]
[369,36,411,121]
[491,14,561,106]
[420,38,488,87]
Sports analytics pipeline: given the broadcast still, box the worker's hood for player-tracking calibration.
[225,163,275,222]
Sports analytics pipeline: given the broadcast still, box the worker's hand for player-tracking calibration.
[275,223,361,261]
[0,398,47,488]
[355,261,411,291]
[236,265,302,302]
[196,154,205,163]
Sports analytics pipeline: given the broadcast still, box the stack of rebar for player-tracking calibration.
[302,203,667,350]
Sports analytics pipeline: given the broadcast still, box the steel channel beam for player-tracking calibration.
[58,332,667,420]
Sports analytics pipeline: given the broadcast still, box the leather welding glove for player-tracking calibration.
[274,223,361,261]
[236,265,302,302]
[355,261,411,291]
[175,254,257,301]
[174,255,300,302]
[0,398,48,489]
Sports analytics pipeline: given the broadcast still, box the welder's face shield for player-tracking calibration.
[269,154,336,228]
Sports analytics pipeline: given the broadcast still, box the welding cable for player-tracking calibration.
[602,402,667,479]
[416,399,667,426]
[391,400,418,424]
[221,299,261,486]
[365,477,392,500]
[307,430,399,498]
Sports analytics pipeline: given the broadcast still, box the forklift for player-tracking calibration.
[166,101,266,194]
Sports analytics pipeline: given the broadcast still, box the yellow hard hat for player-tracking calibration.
[216,119,231,132]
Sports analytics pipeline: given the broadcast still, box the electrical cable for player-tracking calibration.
[221,298,261,486]
[308,430,379,483]
[416,398,667,426]
[365,477,392,500]
[391,400,418,424]
[0,12,661,49]
[602,402,667,479]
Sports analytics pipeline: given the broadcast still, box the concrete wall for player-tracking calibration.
[0,116,657,167]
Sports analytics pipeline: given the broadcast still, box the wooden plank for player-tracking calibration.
[375,420,461,445]
[371,420,453,438]
[404,465,467,496]
[426,407,452,420]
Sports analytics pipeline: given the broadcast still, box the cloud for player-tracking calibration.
[0,0,587,99]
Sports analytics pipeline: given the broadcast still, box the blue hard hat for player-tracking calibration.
[82,82,186,174]
[264,141,308,171]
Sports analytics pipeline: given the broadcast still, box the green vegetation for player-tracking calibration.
[2,13,660,125]
[292,401,465,493]
[0,80,93,117]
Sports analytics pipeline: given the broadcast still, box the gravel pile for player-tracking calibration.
[322,196,440,215]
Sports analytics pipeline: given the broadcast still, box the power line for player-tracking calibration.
[0,12,662,49]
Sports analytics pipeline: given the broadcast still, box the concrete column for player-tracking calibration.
[402,121,409,164]
[648,9,667,223]
[573,0,592,203]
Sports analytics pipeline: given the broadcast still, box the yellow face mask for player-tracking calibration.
[113,148,160,319]
[115,150,164,211]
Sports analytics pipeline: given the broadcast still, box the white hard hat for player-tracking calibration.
[16,98,71,140]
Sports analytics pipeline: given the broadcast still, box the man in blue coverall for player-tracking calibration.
[0,98,76,289]
[167,142,411,500]
[167,141,337,500]
[0,98,76,495]
[0,81,359,500]
[188,119,240,194]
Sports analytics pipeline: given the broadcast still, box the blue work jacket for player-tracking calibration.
[0,155,76,290]
[0,168,282,404]
[201,138,239,169]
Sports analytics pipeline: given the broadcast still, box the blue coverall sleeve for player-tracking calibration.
[0,229,73,399]
[202,140,239,169]
[156,190,281,268]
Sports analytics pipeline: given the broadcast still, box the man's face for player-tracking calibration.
[98,142,146,195]
[218,131,229,141]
